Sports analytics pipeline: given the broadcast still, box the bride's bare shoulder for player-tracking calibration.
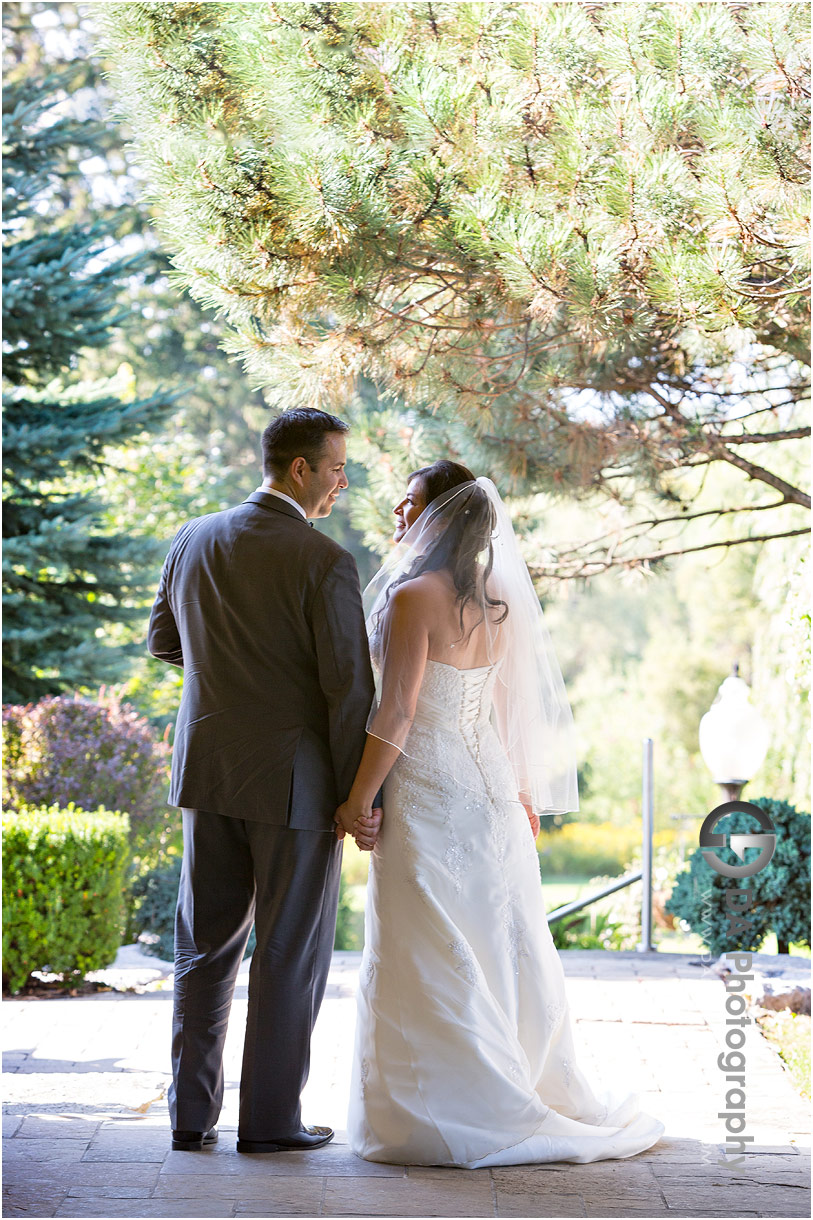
[387,572,449,613]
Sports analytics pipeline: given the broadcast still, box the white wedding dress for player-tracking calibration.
[348,658,665,1167]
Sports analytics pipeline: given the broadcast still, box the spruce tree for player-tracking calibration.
[100,0,810,572]
[2,65,175,702]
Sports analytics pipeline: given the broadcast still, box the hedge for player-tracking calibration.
[2,804,130,994]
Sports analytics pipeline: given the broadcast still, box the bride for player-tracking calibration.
[335,461,665,1168]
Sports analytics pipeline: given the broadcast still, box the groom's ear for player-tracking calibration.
[289,456,308,484]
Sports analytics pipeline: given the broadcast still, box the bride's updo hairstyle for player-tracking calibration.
[409,460,476,504]
[385,460,508,641]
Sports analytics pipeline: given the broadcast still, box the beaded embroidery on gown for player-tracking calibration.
[347,659,665,1167]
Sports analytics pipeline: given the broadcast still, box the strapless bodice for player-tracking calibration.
[412,659,498,734]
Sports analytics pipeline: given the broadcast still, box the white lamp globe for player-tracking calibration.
[699,670,770,785]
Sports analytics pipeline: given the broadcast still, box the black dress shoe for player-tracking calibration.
[171,1126,218,1151]
[236,1124,334,1154]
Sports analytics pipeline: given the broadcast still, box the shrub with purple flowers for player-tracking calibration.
[2,689,174,868]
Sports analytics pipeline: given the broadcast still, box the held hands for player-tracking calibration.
[334,801,383,852]
[355,807,383,851]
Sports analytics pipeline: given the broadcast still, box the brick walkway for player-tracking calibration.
[3,951,810,1218]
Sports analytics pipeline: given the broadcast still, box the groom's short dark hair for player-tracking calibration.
[262,409,349,479]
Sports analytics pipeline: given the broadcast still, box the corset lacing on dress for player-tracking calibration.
[408,660,501,801]
[412,660,495,732]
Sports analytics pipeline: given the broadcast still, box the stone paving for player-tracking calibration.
[3,950,810,1219]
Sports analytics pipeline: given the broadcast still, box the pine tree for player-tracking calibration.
[3,3,303,518]
[2,64,175,702]
[100,0,810,573]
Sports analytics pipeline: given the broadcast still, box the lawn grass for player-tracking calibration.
[540,874,595,910]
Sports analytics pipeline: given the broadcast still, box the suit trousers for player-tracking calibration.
[169,808,342,1139]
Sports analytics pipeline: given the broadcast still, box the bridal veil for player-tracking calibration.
[362,477,579,816]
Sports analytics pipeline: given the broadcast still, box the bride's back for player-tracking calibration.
[408,570,503,671]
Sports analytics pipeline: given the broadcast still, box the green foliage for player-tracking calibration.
[334,877,364,952]
[3,691,174,869]
[543,520,807,822]
[340,835,373,887]
[2,59,176,703]
[666,797,811,956]
[1,6,378,718]
[744,797,812,951]
[102,0,809,565]
[2,803,130,994]
[550,909,637,952]
[753,543,811,809]
[129,855,180,961]
[757,1011,811,1099]
[537,820,651,877]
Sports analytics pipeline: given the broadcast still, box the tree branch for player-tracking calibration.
[724,400,808,425]
[718,427,810,444]
[560,498,792,553]
[641,382,811,506]
[714,448,811,508]
[534,528,811,581]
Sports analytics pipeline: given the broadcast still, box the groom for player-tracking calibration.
[148,408,376,1153]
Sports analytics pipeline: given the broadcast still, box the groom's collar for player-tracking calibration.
[256,485,307,518]
[244,490,311,525]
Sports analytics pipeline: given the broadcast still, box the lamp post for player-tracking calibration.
[698,664,769,803]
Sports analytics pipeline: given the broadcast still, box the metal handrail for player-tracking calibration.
[547,870,643,925]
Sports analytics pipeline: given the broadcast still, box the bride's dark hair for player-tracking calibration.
[409,460,476,505]
[381,461,508,640]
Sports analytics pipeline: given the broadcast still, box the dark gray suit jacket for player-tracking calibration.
[147,491,374,830]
